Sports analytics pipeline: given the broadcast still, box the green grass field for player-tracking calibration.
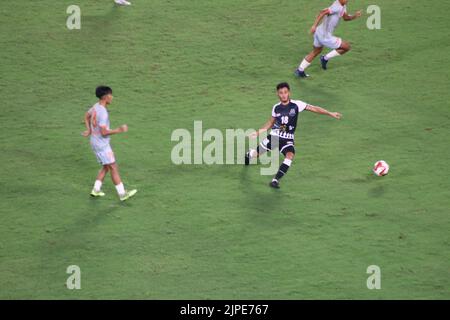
[0,0,449,299]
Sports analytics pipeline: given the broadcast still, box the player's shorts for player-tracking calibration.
[91,144,116,165]
[259,135,295,156]
[313,32,342,49]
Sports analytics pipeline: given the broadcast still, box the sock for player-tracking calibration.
[274,159,292,181]
[115,182,126,196]
[325,50,341,61]
[93,180,102,192]
[298,59,311,72]
[256,145,268,156]
[248,149,258,159]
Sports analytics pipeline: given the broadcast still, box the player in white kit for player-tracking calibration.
[295,0,362,78]
[82,86,137,201]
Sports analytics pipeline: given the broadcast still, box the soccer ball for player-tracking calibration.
[373,160,390,176]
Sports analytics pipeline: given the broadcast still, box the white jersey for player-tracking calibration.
[316,0,347,37]
[88,103,111,151]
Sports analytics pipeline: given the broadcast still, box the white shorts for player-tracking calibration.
[92,145,116,165]
[313,32,342,49]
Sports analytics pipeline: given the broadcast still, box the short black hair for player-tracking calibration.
[95,86,113,99]
[276,82,290,91]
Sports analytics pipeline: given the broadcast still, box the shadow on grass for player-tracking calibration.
[238,164,281,213]
[349,173,388,198]
[80,5,122,26]
[36,196,129,285]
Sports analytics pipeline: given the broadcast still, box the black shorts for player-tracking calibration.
[259,135,295,156]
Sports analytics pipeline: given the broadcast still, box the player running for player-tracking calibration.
[245,82,342,189]
[82,86,137,201]
[295,0,362,78]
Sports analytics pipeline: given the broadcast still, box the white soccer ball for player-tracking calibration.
[373,160,390,176]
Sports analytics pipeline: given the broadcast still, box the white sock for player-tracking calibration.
[298,59,311,71]
[249,149,258,159]
[283,159,292,166]
[325,50,341,61]
[93,180,102,192]
[115,182,126,196]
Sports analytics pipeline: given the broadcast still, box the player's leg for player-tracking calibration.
[90,165,109,197]
[320,38,350,70]
[270,143,295,189]
[295,46,323,78]
[96,165,109,183]
[245,136,271,165]
[108,163,138,201]
[295,33,324,78]
[336,40,351,55]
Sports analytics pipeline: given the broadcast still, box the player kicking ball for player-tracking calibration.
[295,0,362,78]
[82,86,137,201]
[245,83,342,189]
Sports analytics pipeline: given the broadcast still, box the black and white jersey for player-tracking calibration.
[270,100,308,140]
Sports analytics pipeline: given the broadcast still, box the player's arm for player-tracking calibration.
[310,8,330,34]
[82,111,92,137]
[305,105,342,120]
[249,117,276,138]
[100,124,128,136]
[343,10,362,21]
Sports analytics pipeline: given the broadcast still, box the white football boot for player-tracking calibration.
[114,0,132,6]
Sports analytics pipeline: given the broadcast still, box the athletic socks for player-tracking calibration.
[299,52,339,71]
[274,159,292,181]
[115,182,126,196]
[298,58,311,72]
[324,50,341,61]
[93,180,102,192]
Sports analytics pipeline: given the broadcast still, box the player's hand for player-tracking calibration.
[309,26,316,34]
[330,112,342,120]
[354,10,362,18]
[248,131,259,139]
[82,130,91,137]
[120,124,128,133]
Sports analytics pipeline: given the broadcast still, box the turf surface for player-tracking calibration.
[0,0,449,299]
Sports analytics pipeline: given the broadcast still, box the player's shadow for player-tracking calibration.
[72,4,125,44]
[80,5,122,27]
[37,198,124,277]
[238,164,281,213]
[292,76,340,104]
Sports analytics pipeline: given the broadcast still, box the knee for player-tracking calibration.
[344,41,351,51]
[286,152,295,160]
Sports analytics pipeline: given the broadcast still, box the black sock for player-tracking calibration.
[274,159,292,181]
